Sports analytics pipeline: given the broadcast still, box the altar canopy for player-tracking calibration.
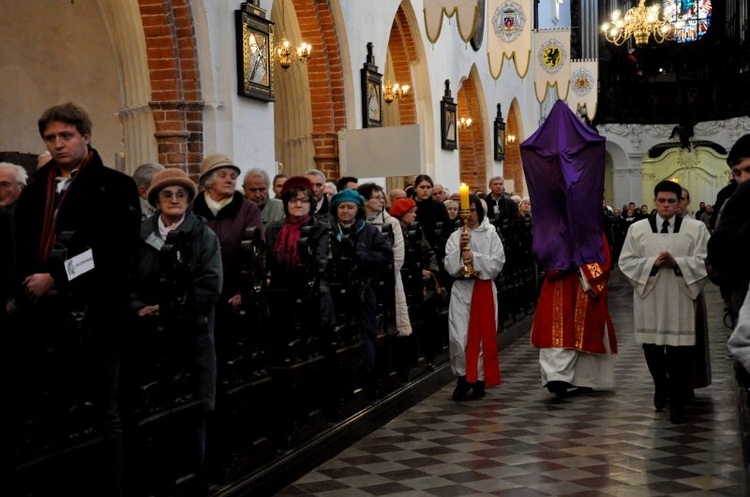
[520,99,606,271]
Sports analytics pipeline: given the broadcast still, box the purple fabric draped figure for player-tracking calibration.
[520,100,606,271]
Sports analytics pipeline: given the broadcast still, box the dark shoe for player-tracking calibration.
[573,386,593,395]
[452,376,471,401]
[471,380,485,399]
[546,381,571,399]
[670,408,687,425]
[654,390,668,412]
[686,389,696,407]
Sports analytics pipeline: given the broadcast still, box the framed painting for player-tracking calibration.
[235,5,275,102]
[441,100,457,150]
[361,42,383,128]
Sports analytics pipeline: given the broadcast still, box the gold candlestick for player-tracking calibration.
[456,209,478,280]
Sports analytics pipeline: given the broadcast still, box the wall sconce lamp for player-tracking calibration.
[274,0,312,70]
[506,133,517,146]
[383,80,410,104]
[275,39,311,69]
[458,117,473,131]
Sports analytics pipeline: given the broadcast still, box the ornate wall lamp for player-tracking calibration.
[383,80,410,104]
[458,117,473,131]
[273,0,312,70]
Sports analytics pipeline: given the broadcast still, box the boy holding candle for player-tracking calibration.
[443,193,506,400]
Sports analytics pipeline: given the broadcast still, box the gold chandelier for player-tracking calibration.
[275,39,311,70]
[458,117,472,131]
[383,80,409,104]
[601,0,672,46]
[274,0,312,70]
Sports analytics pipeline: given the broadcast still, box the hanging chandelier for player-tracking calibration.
[600,0,673,46]
[273,0,312,70]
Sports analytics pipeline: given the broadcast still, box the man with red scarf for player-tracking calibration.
[12,102,140,496]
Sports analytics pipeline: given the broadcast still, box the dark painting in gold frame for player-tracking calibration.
[235,7,275,102]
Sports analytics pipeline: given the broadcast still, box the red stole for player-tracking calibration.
[465,279,501,386]
[39,152,91,262]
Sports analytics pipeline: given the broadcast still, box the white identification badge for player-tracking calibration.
[65,248,95,281]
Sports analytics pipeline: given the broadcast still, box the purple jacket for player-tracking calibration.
[192,191,263,298]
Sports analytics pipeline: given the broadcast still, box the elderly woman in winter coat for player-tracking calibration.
[444,195,505,401]
[131,168,222,472]
[191,153,262,350]
[358,182,410,337]
[265,176,335,359]
[329,189,393,394]
[391,197,443,370]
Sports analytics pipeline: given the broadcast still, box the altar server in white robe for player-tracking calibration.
[444,195,505,401]
[619,180,710,424]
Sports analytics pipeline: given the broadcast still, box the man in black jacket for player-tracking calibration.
[485,176,519,227]
[707,134,750,326]
[12,102,141,496]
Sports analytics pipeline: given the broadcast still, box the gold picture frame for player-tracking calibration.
[361,42,383,128]
[440,80,457,150]
[235,3,275,102]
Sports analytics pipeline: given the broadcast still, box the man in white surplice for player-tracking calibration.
[619,180,710,424]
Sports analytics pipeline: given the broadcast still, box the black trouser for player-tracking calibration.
[642,343,693,411]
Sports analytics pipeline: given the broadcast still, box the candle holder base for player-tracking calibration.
[456,209,477,280]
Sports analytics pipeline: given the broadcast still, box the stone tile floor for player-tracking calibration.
[276,271,746,496]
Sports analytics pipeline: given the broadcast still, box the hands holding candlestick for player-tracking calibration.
[456,183,477,279]
[461,230,473,263]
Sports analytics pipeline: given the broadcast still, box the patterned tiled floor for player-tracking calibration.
[276,270,747,496]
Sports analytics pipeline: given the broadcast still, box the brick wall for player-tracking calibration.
[138,0,203,178]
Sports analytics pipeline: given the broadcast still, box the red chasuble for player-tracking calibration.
[530,233,617,354]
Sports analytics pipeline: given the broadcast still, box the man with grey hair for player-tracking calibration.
[305,168,330,218]
[432,183,448,202]
[0,162,28,209]
[486,176,518,226]
[132,162,165,219]
[242,167,285,225]
[36,151,52,170]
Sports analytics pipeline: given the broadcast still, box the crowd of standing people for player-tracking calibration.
[1,102,538,496]
[8,99,750,496]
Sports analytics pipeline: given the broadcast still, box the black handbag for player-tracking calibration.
[423,273,449,305]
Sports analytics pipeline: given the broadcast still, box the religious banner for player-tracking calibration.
[567,59,598,121]
[424,0,480,44]
[487,0,532,79]
[532,28,570,103]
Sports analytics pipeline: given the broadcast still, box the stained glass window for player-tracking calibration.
[662,0,712,43]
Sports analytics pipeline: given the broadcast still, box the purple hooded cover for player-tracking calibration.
[520,100,605,271]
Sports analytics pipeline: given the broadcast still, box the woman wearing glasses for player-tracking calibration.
[130,168,222,484]
[265,176,335,355]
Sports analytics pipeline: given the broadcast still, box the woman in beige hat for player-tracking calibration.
[131,167,222,478]
[191,153,262,374]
